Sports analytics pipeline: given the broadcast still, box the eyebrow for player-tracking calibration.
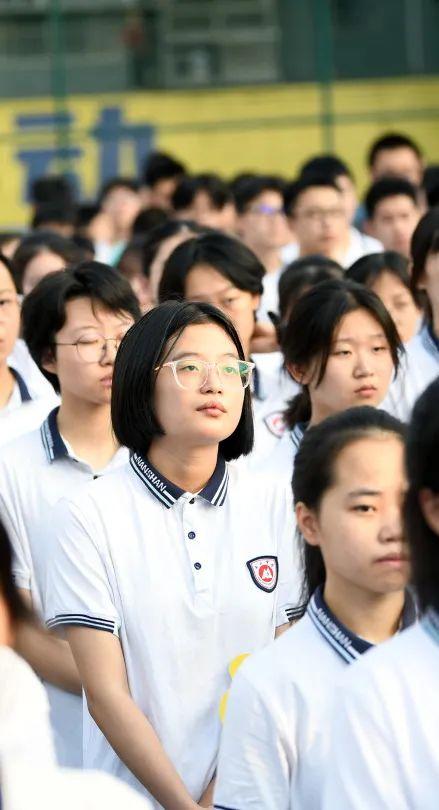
[170,350,239,361]
[333,333,386,344]
[0,288,15,294]
[188,284,236,298]
[347,489,382,498]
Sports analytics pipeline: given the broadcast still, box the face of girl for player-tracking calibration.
[293,308,395,423]
[371,271,420,344]
[418,251,439,316]
[0,263,20,365]
[22,250,66,296]
[152,322,246,451]
[297,434,409,596]
[150,232,193,306]
[184,264,259,357]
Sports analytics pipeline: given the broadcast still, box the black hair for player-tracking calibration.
[22,261,141,392]
[99,177,139,204]
[0,251,17,285]
[234,175,285,214]
[0,232,23,252]
[229,172,259,197]
[410,207,439,318]
[12,232,84,294]
[277,255,343,324]
[132,207,169,236]
[347,251,412,294]
[112,300,254,459]
[30,175,75,207]
[142,220,205,279]
[405,379,439,614]
[158,232,264,303]
[367,133,423,169]
[283,176,340,216]
[364,177,418,219]
[142,151,186,187]
[31,202,77,230]
[0,516,33,627]
[293,406,406,605]
[281,279,402,428]
[172,174,233,212]
[117,236,147,279]
[423,165,439,209]
[300,154,353,182]
[75,202,101,232]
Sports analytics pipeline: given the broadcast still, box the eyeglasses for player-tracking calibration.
[294,207,346,223]
[247,204,285,217]
[155,358,255,390]
[55,330,131,364]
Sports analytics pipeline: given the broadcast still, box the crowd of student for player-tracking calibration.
[0,130,438,809]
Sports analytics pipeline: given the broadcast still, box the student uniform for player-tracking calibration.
[279,229,382,274]
[324,610,439,810]
[0,407,128,768]
[213,586,417,810]
[45,453,302,805]
[252,422,305,482]
[383,323,439,421]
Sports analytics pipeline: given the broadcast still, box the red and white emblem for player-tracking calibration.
[247,556,278,592]
[264,411,286,439]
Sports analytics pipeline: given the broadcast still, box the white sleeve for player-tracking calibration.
[214,669,291,810]
[275,484,304,626]
[0,487,31,593]
[44,496,121,636]
[323,675,410,810]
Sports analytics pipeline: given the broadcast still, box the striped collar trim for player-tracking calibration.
[40,407,69,463]
[307,586,417,664]
[421,323,439,356]
[9,367,32,403]
[290,421,307,449]
[129,452,229,509]
[422,608,439,646]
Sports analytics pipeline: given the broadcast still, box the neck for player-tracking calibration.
[148,438,219,493]
[324,574,405,644]
[251,245,282,275]
[0,363,16,409]
[57,395,118,469]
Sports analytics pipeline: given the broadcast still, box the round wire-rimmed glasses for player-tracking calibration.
[154,358,255,390]
[54,330,131,363]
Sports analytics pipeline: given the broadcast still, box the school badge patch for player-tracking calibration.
[247,556,278,592]
[263,411,286,438]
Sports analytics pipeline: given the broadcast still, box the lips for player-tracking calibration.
[197,401,226,414]
[354,385,377,396]
[375,552,409,565]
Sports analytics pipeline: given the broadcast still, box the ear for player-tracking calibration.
[418,488,439,536]
[251,292,261,313]
[286,361,312,385]
[295,502,321,547]
[41,346,57,376]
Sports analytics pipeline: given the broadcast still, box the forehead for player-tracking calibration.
[61,297,131,328]
[297,186,341,208]
[167,322,237,357]
[0,262,16,291]
[332,436,405,488]
[375,194,416,215]
[185,264,232,293]
[371,271,408,296]
[248,189,283,207]
[375,146,420,170]
[334,307,383,338]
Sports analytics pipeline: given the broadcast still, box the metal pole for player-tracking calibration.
[49,0,71,173]
[311,0,335,152]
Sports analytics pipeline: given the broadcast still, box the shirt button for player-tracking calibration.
[189,498,195,504]
[188,531,196,540]
[194,562,202,570]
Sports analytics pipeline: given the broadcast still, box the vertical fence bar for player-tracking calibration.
[49,0,72,173]
[311,0,335,152]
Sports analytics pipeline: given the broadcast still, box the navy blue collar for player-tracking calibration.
[10,367,32,403]
[290,421,307,449]
[40,407,69,463]
[423,608,439,646]
[130,452,229,509]
[307,586,417,664]
[426,323,439,354]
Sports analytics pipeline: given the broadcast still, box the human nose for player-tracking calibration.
[378,503,404,545]
[100,338,118,365]
[353,350,373,377]
[200,363,223,393]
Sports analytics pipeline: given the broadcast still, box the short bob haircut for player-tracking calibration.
[410,207,439,318]
[112,300,254,460]
[293,406,406,606]
[281,279,403,428]
[12,232,84,294]
[158,232,264,303]
[346,250,412,291]
[283,176,341,217]
[22,261,141,392]
[404,378,439,615]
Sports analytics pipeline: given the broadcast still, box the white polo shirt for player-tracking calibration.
[214,587,417,810]
[0,408,128,768]
[251,422,305,482]
[324,611,439,810]
[280,229,382,270]
[383,324,439,421]
[45,453,302,805]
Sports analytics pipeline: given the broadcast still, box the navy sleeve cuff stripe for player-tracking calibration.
[47,614,117,633]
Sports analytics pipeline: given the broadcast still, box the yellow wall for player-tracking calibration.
[1,75,438,228]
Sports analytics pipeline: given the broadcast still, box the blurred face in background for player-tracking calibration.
[371,147,423,187]
[101,186,141,241]
[149,230,196,306]
[0,261,20,365]
[174,192,237,232]
[370,271,421,344]
[290,186,349,260]
[22,250,66,297]
[368,195,421,257]
[237,190,291,253]
[336,173,358,224]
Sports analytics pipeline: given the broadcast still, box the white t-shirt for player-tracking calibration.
[324,614,439,810]
[0,408,128,768]
[258,268,283,323]
[252,422,305,483]
[45,454,302,805]
[214,588,417,810]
